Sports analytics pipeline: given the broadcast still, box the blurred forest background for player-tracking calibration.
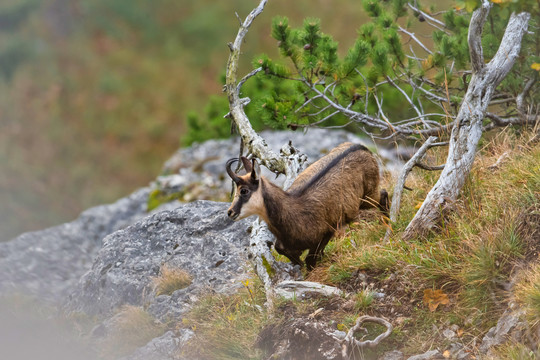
[0,0,447,241]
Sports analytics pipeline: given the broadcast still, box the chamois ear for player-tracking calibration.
[240,156,252,173]
[251,158,261,182]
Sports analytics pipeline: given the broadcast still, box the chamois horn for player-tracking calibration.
[226,158,241,183]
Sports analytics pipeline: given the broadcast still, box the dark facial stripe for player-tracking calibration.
[231,180,259,216]
[290,143,369,196]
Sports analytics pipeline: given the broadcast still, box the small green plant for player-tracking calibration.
[153,266,192,296]
[147,189,185,212]
[354,289,375,312]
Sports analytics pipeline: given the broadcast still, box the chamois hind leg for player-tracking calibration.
[360,188,389,217]
[378,189,389,217]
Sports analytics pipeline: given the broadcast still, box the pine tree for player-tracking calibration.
[247,0,538,140]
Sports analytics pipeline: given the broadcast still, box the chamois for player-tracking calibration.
[226,142,388,270]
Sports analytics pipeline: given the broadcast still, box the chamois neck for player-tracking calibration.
[260,178,299,230]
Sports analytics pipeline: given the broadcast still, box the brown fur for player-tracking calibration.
[226,142,387,270]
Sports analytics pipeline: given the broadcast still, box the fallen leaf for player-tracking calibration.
[532,63,540,71]
[443,350,451,358]
[415,201,424,209]
[457,328,464,337]
[423,289,450,312]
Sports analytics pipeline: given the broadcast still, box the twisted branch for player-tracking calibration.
[341,316,393,359]
[384,136,439,242]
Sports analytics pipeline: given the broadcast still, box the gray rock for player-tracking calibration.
[0,129,407,360]
[442,328,456,340]
[0,188,151,303]
[448,343,470,360]
[406,350,443,360]
[163,129,367,177]
[479,309,526,353]
[119,330,193,360]
[65,200,252,320]
[274,280,343,300]
[379,350,404,360]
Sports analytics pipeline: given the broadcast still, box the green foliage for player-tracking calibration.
[362,0,383,18]
[182,96,232,145]
[147,189,183,211]
[341,39,370,78]
[237,1,454,132]
[391,0,409,18]
[201,0,537,137]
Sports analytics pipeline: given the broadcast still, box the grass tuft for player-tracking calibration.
[354,289,375,311]
[514,263,540,327]
[153,265,192,296]
[99,305,166,359]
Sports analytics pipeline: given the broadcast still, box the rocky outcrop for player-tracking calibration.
[2,129,386,359]
[479,308,528,355]
[2,128,536,360]
[0,188,151,304]
[65,201,251,320]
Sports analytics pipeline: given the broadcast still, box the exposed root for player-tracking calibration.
[341,315,393,359]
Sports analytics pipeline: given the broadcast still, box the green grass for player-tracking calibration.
[178,130,540,358]
[180,278,267,360]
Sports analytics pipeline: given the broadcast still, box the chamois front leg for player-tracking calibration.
[305,250,320,271]
[305,233,333,270]
[275,239,304,268]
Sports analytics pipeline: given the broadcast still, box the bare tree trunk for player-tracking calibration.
[224,0,306,308]
[403,2,531,239]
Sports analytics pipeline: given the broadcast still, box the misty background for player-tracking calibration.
[0,0,393,242]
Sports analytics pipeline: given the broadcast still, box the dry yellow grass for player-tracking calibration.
[179,129,540,358]
[153,265,192,296]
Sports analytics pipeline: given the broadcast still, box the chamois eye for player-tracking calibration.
[240,188,250,196]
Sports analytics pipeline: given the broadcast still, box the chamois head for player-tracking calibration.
[226,156,264,221]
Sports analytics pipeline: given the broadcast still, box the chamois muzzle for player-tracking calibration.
[227,208,239,221]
